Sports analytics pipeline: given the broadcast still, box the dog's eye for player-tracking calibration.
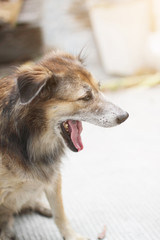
[79,91,93,101]
[83,95,91,101]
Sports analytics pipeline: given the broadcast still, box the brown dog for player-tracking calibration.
[0,51,128,240]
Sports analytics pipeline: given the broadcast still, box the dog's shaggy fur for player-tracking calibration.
[0,51,128,240]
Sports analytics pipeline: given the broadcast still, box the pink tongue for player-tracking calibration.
[68,120,83,152]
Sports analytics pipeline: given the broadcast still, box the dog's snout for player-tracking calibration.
[116,112,129,124]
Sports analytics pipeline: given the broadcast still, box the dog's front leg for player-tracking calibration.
[0,206,15,240]
[45,173,88,240]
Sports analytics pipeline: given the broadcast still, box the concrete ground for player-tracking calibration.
[13,0,160,239]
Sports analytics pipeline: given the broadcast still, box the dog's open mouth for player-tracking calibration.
[60,120,83,152]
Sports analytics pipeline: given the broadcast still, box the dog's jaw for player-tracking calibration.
[60,120,83,152]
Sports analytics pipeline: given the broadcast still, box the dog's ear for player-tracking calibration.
[17,65,52,104]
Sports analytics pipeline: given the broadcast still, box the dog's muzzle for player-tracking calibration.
[75,95,129,128]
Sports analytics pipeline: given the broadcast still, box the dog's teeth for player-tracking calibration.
[63,122,69,131]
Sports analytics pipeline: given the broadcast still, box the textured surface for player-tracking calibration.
[14,87,160,240]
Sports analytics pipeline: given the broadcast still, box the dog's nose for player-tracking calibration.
[116,112,129,124]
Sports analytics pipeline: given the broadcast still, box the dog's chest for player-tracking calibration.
[0,155,44,211]
[0,176,43,211]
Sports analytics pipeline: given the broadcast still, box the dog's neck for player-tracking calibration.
[0,90,65,181]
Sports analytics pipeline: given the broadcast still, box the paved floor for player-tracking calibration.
[13,0,160,239]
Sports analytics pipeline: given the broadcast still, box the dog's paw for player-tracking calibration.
[20,200,52,218]
[34,202,52,218]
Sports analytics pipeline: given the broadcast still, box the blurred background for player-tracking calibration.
[0,0,160,240]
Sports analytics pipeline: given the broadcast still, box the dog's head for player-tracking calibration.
[17,51,129,152]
